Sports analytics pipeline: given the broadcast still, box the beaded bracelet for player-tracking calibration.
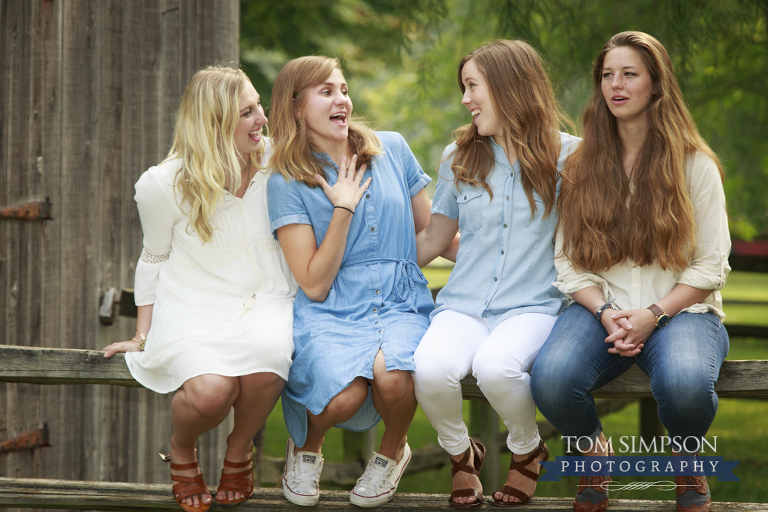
[595,302,618,322]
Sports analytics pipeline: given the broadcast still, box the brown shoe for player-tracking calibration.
[490,439,549,506]
[216,450,254,506]
[675,475,711,512]
[448,438,486,508]
[573,474,610,512]
[160,454,211,512]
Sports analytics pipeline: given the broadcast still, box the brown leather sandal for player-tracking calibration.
[448,438,486,508]
[490,439,549,506]
[162,455,211,512]
[216,449,254,506]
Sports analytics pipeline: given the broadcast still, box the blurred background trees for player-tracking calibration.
[241,0,768,239]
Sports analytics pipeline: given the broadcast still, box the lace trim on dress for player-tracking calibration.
[140,248,170,264]
[172,235,280,272]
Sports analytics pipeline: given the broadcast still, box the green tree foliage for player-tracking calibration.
[241,0,768,238]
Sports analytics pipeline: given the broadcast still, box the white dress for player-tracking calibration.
[125,141,297,393]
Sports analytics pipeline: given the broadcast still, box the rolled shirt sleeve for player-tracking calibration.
[678,152,731,291]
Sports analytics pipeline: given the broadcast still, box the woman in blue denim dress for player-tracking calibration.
[414,40,578,508]
[267,56,440,508]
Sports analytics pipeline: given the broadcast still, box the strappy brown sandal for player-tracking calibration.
[448,438,486,508]
[161,454,211,512]
[216,449,254,506]
[490,438,549,507]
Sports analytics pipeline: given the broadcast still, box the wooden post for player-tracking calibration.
[468,401,499,492]
[639,397,665,446]
[342,430,376,467]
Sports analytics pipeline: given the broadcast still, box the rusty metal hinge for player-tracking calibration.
[0,198,53,221]
[0,425,51,453]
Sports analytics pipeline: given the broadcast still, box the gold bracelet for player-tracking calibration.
[132,331,146,351]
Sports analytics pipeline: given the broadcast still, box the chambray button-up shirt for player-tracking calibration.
[431,132,579,329]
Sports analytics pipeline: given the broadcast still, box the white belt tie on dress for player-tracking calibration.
[240,293,257,318]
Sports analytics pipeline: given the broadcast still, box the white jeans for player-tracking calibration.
[413,310,556,456]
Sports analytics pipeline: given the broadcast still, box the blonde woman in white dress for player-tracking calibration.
[103,65,297,512]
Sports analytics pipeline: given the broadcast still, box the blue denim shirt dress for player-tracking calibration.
[430,132,580,329]
[268,131,434,446]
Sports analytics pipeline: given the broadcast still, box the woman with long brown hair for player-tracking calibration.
[531,32,730,512]
[413,40,578,507]
[267,55,440,507]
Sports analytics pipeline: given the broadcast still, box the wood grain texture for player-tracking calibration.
[3,347,768,399]
[0,477,765,511]
[0,1,240,498]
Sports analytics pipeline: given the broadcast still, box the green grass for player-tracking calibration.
[258,271,768,503]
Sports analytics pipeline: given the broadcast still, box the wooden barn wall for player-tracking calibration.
[0,0,240,498]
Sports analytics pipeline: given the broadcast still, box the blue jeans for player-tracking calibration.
[531,303,729,454]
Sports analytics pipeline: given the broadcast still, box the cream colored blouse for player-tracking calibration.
[554,151,731,321]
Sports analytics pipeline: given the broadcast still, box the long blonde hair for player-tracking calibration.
[166,65,265,243]
[448,40,572,218]
[558,31,723,273]
[270,56,381,186]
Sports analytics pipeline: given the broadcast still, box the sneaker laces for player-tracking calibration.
[357,459,394,490]
[291,456,321,487]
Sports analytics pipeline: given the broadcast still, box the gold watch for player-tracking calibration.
[134,331,146,351]
[648,304,670,328]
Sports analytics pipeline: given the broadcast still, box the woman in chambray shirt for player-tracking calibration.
[414,40,578,507]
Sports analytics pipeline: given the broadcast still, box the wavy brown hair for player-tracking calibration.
[448,40,572,218]
[270,56,381,186]
[558,31,723,273]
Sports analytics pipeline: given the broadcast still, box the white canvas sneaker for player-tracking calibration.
[350,443,412,507]
[282,438,324,506]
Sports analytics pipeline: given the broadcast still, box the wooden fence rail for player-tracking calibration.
[1,477,766,511]
[2,346,768,510]
[2,345,767,398]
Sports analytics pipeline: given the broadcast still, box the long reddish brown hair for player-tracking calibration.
[558,31,723,272]
[448,40,572,218]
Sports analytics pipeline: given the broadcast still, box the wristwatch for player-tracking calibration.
[648,304,670,328]
[134,331,146,351]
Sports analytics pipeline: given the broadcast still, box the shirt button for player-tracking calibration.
[494,277,498,282]
[634,283,639,288]
[366,194,370,198]
[503,224,508,228]
[378,330,382,333]
[464,195,467,200]
[373,308,378,312]
[506,196,510,200]
[374,321,379,324]
[371,227,376,232]
[375,289,380,294]
[501,250,505,255]
[510,172,513,176]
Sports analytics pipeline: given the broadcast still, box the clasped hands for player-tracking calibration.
[602,308,658,357]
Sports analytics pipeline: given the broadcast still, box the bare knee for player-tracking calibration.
[184,376,237,418]
[325,378,368,422]
[241,371,284,392]
[373,370,414,404]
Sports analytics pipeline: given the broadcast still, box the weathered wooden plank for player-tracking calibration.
[3,347,768,399]
[0,346,141,387]
[463,360,768,399]
[0,477,764,511]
